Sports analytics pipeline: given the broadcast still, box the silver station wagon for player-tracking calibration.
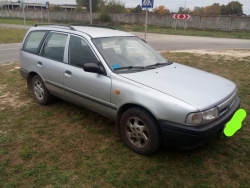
[19,24,241,155]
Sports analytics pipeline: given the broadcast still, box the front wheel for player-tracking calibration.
[31,75,54,105]
[120,107,162,155]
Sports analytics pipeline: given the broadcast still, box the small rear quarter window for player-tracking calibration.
[23,31,48,54]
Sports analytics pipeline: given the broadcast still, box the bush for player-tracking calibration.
[75,6,84,12]
[99,12,111,23]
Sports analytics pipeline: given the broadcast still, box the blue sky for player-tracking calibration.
[22,0,250,14]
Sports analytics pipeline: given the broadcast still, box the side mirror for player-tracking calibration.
[83,63,105,75]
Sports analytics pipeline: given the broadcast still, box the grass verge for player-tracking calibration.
[0,27,27,44]
[0,18,41,25]
[0,52,249,187]
[117,24,250,39]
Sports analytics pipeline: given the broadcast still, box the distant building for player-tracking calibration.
[0,1,86,11]
[61,4,86,12]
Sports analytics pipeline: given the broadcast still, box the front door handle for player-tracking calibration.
[65,70,72,77]
[65,70,72,75]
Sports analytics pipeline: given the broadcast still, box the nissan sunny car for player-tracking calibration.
[19,24,241,155]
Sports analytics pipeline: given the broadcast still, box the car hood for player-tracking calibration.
[120,63,236,111]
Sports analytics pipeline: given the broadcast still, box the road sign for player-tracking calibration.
[173,14,190,19]
[19,1,26,9]
[142,0,154,9]
[46,1,49,9]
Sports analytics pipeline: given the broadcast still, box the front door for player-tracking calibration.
[63,35,111,117]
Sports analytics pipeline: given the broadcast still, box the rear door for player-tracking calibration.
[63,35,112,117]
[37,32,69,99]
[20,30,49,74]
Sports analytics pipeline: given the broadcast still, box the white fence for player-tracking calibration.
[1,10,250,31]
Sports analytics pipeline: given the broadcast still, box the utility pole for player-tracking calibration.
[22,0,26,25]
[90,0,92,24]
[144,8,148,41]
[184,0,186,32]
[46,2,49,23]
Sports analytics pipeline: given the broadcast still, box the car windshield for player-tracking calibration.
[92,36,168,71]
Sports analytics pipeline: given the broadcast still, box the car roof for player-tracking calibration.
[31,25,134,38]
[72,26,134,38]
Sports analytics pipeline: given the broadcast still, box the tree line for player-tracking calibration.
[51,0,246,17]
[149,1,245,16]
[75,0,126,13]
[186,1,244,16]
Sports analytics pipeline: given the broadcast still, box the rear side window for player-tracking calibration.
[23,31,48,54]
[41,33,68,62]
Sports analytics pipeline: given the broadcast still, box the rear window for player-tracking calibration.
[41,33,68,62]
[23,31,48,54]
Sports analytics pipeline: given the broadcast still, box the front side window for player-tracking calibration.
[92,37,167,71]
[42,33,68,62]
[23,31,48,54]
[68,36,98,68]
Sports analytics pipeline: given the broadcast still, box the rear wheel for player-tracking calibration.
[120,107,162,155]
[31,75,54,105]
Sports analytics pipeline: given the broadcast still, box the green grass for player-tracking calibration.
[116,24,250,39]
[0,18,41,25]
[0,53,249,187]
[1,18,250,39]
[0,18,76,26]
[0,27,27,43]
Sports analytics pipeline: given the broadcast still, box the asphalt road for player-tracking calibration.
[134,32,250,51]
[0,24,249,63]
[0,43,21,63]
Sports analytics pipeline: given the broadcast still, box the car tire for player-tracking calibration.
[31,75,54,105]
[120,107,162,155]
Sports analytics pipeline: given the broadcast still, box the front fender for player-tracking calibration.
[110,73,198,124]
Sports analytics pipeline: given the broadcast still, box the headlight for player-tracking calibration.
[186,107,219,125]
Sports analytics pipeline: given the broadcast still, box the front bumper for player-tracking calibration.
[158,96,241,149]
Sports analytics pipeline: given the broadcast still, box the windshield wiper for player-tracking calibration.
[145,62,172,68]
[114,66,146,71]
[113,63,170,71]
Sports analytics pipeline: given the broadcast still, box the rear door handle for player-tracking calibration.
[37,61,42,65]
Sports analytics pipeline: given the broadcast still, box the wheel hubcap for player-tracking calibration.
[126,117,149,148]
[34,81,44,101]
